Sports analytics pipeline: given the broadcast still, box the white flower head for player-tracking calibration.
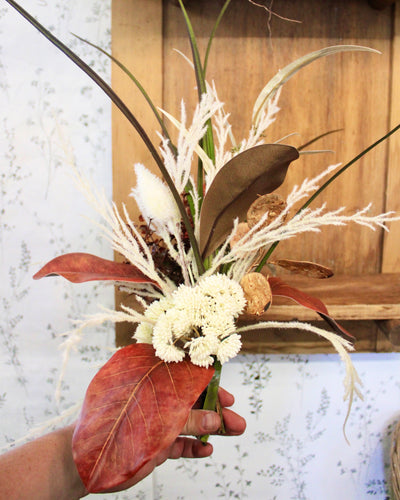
[153,313,185,363]
[198,274,247,318]
[133,322,153,344]
[145,296,174,321]
[141,275,246,366]
[131,163,181,233]
[217,333,242,364]
[185,336,219,368]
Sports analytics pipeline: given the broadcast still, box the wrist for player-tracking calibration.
[59,424,88,499]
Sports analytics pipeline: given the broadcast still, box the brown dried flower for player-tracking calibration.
[247,193,287,229]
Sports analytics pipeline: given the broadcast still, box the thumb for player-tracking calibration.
[181,410,220,436]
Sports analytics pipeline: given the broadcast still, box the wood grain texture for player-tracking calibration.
[382,2,400,272]
[163,0,392,275]
[112,0,163,218]
[112,0,163,345]
[112,0,400,352]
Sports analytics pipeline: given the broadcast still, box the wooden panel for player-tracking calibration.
[382,3,400,272]
[111,0,400,352]
[112,0,163,218]
[112,0,162,345]
[163,0,393,275]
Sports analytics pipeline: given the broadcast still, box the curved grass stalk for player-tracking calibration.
[297,129,343,151]
[252,45,380,128]
[238,320,362,442]
[73,33,177,156]
[203,0,233,75]
[5,0,205,274]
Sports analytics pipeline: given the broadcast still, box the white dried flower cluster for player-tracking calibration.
[134,274,246,367]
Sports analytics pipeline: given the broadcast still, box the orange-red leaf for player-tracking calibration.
[72,343,214,493]
[269,277,353,339]
[33,252,157,285]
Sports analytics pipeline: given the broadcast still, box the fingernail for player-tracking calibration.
[203,412,219,432]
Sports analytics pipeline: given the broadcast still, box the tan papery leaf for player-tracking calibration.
[272,259,334,279]
[199,144,299,257]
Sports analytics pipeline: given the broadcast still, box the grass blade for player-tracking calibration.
[203,0,232,75]
[177,0,216,204]
[73,33,177,156]
[252,45,380,127]
[6,0,204,274]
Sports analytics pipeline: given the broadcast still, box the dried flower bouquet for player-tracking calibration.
[5,0,400,493]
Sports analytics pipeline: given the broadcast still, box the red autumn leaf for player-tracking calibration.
[33,252,158,286]
[72,343,214,493]
[268,276,353,339]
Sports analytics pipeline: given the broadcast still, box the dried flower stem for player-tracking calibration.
[200,360,223,443]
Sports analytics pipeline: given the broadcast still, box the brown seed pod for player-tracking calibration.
[271,259,334,279]
[240,272,272,315]
[230,222,250,248]
[247,193,287,229]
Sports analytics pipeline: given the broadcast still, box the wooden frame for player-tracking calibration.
[111,0,400,353]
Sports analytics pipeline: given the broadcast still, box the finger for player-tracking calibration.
[181,409,220,436]
[168,437,213,460]
[221,407,246,436]
[218,387,235,407]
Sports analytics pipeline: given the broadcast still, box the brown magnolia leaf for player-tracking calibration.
[33,252,158,286]
[72,343,214,492]
[271,259,334,279]
[269,276,353,339]
[199,144,299,257]
[247,193,287,229]
[240,272,272,315]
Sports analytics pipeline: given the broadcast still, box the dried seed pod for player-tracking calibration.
[271,259,334,279]
[247,193,287,229]
[230,222,250,248]
[240,272,272,315]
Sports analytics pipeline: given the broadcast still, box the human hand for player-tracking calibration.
[101,387,246,494]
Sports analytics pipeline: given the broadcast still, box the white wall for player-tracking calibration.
[0,2,399,499]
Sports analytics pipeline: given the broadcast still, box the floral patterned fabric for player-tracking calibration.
[0,2,399,498]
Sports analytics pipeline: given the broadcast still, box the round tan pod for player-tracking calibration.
[240,272,272,315]
[247,193,287,229]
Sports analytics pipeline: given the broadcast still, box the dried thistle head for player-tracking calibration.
[240,272,272,315]
[247,193,287,229]
[138,215,185,286]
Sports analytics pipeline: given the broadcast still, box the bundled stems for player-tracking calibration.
[200,360,223,443]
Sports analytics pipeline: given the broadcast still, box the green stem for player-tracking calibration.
[178,0,216,206]
[200,360,222,443]
[255,122,400,272]
[203,0,232,75]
